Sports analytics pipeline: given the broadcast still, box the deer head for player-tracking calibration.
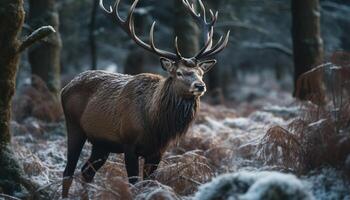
[100,0,230,97]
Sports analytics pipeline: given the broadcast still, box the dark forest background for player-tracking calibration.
[1,0,350,199]
[16,0,350,101]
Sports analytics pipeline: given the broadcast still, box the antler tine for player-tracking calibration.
[99,0,113,13]
[100,0,127,30]
[182,0,217,29]
[180,0,230,59]
[182,0,199,17]
[100,0,179,60]
[195,26,214,58]
[196,35,222,59]
[181,0,229,59]
[113,0,124,24]
[148,22,182,60]
[200,30,230,58]
[209,10,218,27]
[126,0,138,25]
[198,0,206,23]
[174,37,182,58]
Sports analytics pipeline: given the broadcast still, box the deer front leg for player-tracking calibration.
[143,153,161,180]
[124,146,139,184]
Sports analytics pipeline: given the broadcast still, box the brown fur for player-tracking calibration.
[61,70,199,197]
[61,0,228,197]
[61,70,198,154]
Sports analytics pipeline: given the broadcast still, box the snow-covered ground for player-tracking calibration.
[10,73,350,199]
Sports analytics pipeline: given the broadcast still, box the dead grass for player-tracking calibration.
[259,55,350,173]
[154,150,214,195]
[12,126,232,199]
[258,126,301,170]
[12,75,62,123]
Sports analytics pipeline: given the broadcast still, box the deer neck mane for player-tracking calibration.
[149,77,199,149]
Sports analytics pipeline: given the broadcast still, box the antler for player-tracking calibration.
[100,0,229,61]
[100,0,181,60]
[182,0,230,59]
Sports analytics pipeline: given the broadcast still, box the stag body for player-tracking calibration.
[62,70,198,157]
[62,0,229,197]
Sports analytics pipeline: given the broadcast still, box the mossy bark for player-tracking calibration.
[291,0,324,100]
[28,0,62,95]
[0,0,25,194]
[0,146,23,194]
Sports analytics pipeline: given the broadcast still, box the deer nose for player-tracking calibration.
[194,83,206,92]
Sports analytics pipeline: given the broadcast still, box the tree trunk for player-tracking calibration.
[124,48,146,75]
[291,0,324,100]
[173,0,200,58]
[204,0,226,103]
[124,0,146,75]
[89,0,98,70]
[0,0,25,194]
[28,0,62,95]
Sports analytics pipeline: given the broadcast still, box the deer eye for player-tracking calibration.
[176,72,183,76]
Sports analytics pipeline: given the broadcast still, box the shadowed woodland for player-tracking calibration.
[0,0,350,199]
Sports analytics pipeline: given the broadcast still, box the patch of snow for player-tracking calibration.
[303,168,350,200]
[143,187,178,200]
[204,117,232,132]
[224,117,254,130]
[241,172,314,200]
[262,105,300,118]
[249,111,286,126]
[194,171,314,200]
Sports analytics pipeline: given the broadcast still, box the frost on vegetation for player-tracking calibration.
[262,105,300,119]
[224,117,254,130]
[249,111,286,126]
[9,99,349,199]
[194,171,314,200]
[303,168,350,200]
[203,116,233,132]
[134,181,179,200]
[137,186,179,200]
[221,111,287,131]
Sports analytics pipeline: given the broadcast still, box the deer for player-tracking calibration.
[61,0,229,197]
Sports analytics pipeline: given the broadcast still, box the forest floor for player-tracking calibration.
[10,74,350,200]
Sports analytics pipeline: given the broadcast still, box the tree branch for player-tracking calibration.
[216,21,269,35]
[18,26,56,53]
[0,193,22,200]
[240,41,293,57]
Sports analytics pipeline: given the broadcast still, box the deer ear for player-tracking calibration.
[160,57,175,72]
[198,59,217,73]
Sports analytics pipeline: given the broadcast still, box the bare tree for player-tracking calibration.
[28,0,62,95]
[0,0,54,195]
[90,0,99,70]
[291,0,324,100]
[206,0,226,103]
[174,0,200,57]
[124,0,147,75]
[0,0,25,194]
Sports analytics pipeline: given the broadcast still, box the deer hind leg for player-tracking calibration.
[62,121,87,198]
[81,145,110,183]
[79,146,109,200]
[143,153,161,180]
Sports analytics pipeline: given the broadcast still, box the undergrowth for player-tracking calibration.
[258,52,350,174]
